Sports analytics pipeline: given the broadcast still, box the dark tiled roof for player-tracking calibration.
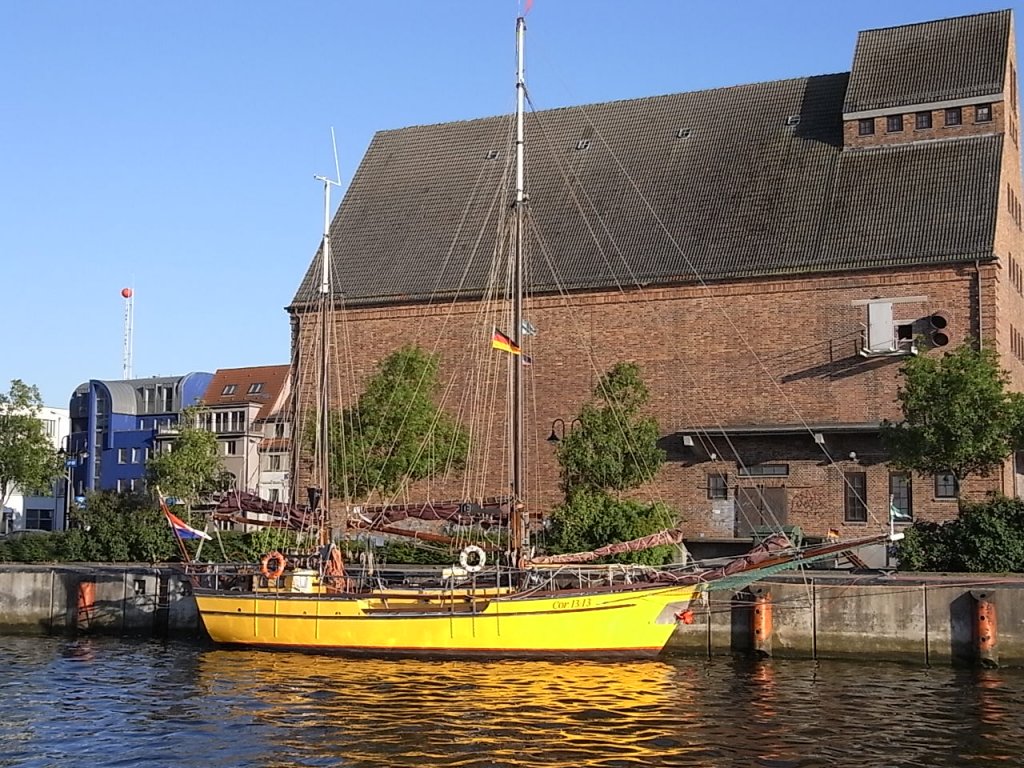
[844,10,1010,113]
[293,46,1003,308]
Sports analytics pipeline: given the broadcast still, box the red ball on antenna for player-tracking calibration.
[121,287,133,298]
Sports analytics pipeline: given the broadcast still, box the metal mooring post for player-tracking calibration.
[751,585,773,657]
[971,590,998,668]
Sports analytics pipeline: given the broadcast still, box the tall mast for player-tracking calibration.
[314,170,340,542]
[511,15,527,559]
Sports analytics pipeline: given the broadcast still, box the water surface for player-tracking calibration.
[0,637,1020,767]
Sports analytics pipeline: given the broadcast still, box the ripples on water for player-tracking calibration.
[0,637,1021,768]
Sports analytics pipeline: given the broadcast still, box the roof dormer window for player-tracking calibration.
[248,382,264,394]
[944,107,962,127]
[858,118,875,136]
[886,115,903,133]
[222,384,237,395]
[915,111,932,129]
[975,104,993,123]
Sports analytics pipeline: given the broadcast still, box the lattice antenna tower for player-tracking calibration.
[121,286,134,379]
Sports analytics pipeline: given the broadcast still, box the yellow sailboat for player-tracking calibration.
[187,13,899,657]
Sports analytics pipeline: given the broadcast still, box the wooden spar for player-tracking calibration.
[347,520,502,552]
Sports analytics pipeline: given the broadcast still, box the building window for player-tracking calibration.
[130,448,140,464]
[858,118,874,136]
[275,422,286,438]
[116,479,124,493]
[25,508,53,531]
[707,473,728,500]
[224,441,237,456]
[737,464,789,477]
[886,114,903,133]
[935,473,958,499]
[268,454,283,472]
[945,107,962,126]
[222,384,237,396]
[248,382,264,394]
[118,448,128,464]
[144,447,151,462]
[844,472,868,523]
[975,104,992,123]
[268,488,281,502]
[889,473,912,521]
[915,111,932,129]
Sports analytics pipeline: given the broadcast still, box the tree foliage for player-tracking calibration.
[0,379,61,509]
[895,496,1024,573]
[544,363,675,563]
[328,345,468,500]
[146,406,230,507]
[544,488,677,565]
[556,362,665,495]
[881,345,1024,491]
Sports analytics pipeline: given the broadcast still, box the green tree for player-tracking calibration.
[545,363,674,563]
[556,362,665,495]
[895,496,1024,573]
[0,380,61,511]
[146,406,227,510]
[545,488,677,565]
[329,345,469,500]
[882,345,1024,496]
[72,490,178,562]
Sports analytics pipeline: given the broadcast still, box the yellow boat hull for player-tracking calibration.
[193,582,697,656]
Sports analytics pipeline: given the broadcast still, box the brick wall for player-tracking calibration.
[293,263,999,539]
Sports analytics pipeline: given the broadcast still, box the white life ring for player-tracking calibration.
[459,545,487,573]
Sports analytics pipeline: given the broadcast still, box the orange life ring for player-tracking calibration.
[260,551,288,580]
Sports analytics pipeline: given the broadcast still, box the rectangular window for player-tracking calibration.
[268,454,283,471]
[886,114,904,133]
[975,104,992,123]
[118,448,127,464]
[858,118,874,136]
[915,111,932,129]
[706,473,728,500]
[116,479,124,493]
[163,388,174,411]
[269,488,281,502]
[130,448,140,464]
[25,508,53,531]
[248,382,264,394]
[224,441,237,456]
[222,384,237,396]
[889,473,912,521]
[935,473,958,498]
[275,422,286,438]
[737,464,789,477]
[945,107,962,126]
[143,447,151,462]
[844,472,868,523]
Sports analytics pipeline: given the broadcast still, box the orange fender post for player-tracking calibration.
[971,590,998,668]
[751,586,772,657]
[77,580,95,630]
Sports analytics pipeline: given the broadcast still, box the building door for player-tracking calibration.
[735,486,788,537]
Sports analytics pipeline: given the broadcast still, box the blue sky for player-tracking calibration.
[1,0,1013,407]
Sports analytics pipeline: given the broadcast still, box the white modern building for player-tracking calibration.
[1,406,70,533]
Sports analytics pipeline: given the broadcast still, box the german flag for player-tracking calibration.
[491,328,521,355]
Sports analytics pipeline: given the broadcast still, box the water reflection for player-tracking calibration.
[1,637,1024,767]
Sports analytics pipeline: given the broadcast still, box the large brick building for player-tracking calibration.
[290,10,1024,543]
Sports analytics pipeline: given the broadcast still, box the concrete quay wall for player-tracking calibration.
[2,565,1022,666]
[667,573,1024,666]
[0,564,199,638]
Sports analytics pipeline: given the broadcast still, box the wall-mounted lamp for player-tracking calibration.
[848,451,858,461]
[813,433,826,445]
[547,417,583,444]
[708,452,718,461]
